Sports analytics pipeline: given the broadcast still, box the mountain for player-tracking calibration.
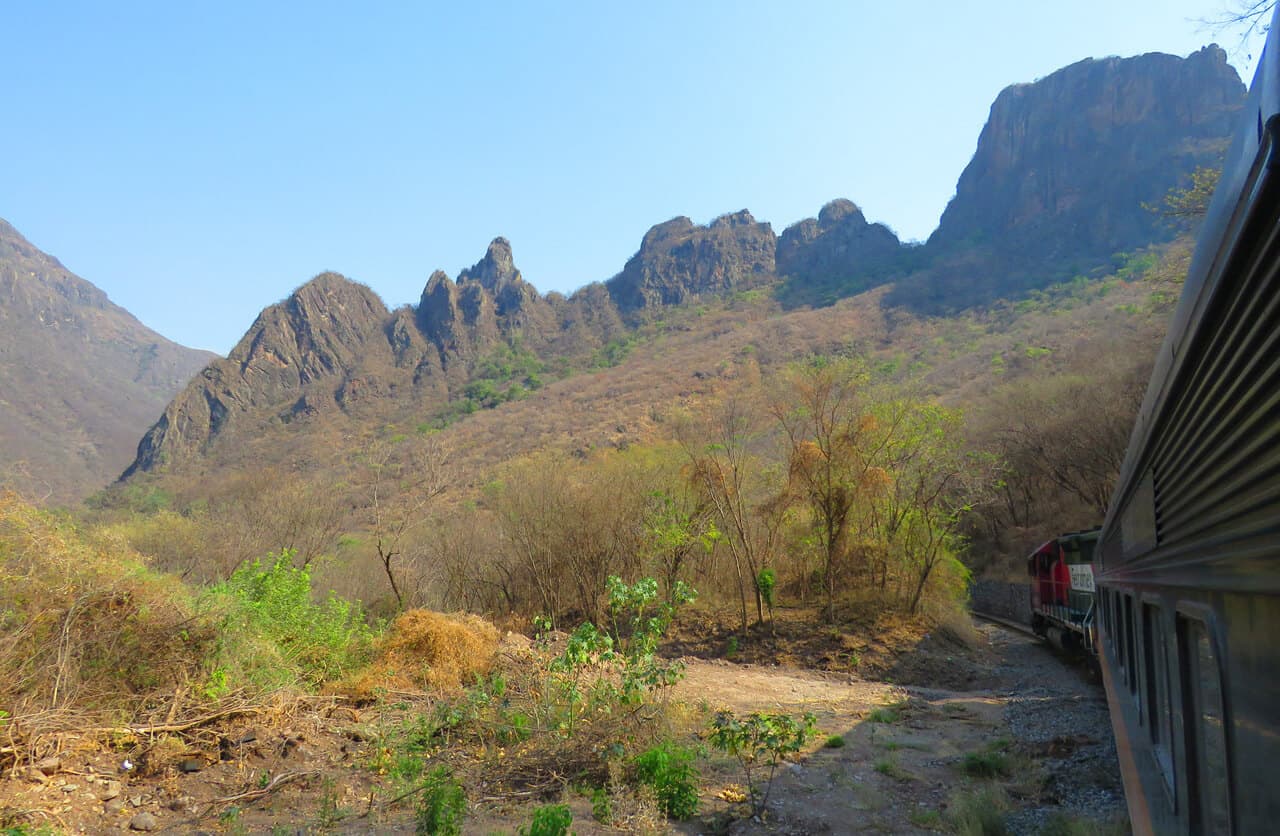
[125,239,628,477]
[884,45,1245,311]
[775,199,910,307]
[0,219,214,502]
[119,45,1244,486]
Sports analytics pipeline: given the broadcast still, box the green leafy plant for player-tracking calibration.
[823,734,845,748]
[633,741,700,820]
[707,710,816,817]
[590,787,613,824]
[519,803,573,836]
[208,549,373,690]
[414,766,466,835]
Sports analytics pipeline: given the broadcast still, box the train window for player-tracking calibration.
[1179,616,1232,834]
[1124,595,1137,695]
[1142,604,1175,798]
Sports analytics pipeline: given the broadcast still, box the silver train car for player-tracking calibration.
[1095,11,1280,835]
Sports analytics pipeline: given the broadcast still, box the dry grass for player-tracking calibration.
[336,609,500,698]
[0,491,211,727]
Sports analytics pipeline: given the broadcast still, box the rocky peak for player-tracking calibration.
[458,237,523,295]
[775,199,905,303]
[817,199,864,227]
[927,45,1244,263]
[607,211,777,314]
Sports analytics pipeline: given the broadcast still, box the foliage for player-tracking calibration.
[520,803,573,836]
[707,710,816,817]
[1149,165,1221,225]
[960,740,1013,779]
[414,765,466,835]
[633,741,701,820]
[207,549,374,691]
[946,785,1009,836]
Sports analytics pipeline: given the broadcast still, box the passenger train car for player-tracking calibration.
[1093,11,1280,835]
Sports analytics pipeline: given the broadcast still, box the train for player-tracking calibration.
[1027,11,1280,834]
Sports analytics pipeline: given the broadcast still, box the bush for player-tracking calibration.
[520,803,572,836]
[707,711,816,817]
[633,741,700,820]
[414,766,466,835]
[207,549,374,691]
[0,492,210,719]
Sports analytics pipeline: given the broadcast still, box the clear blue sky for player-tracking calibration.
[2,1,1265,353]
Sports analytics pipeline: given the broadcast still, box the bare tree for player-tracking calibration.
[679,394,786,636]
[354,434,451,612]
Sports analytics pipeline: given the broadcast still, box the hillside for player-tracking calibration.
[0,220,214,503]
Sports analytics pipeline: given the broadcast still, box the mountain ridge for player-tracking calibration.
[97,44,1248,484]
[0,219,215,502]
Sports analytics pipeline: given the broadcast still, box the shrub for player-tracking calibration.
[633,741,700,820]
[520,803,572,836]
[0,492,210,719]
[207,549,374,691]
[414,766,466,835]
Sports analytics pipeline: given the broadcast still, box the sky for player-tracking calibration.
[2,1,1268,354]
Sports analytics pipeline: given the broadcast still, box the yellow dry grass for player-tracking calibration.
[337,609,500,698]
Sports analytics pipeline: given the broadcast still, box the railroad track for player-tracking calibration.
[970,609,1038,638]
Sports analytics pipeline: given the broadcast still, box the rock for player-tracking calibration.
[34,755,61,775]
[776,198,906,304]
[128,811,159,831]
[104,798,126,815]
[22,766,48,784]
[60,783,79,792]
[129,794,145,808]
[100,780,122,801]
[890,44,1246,312]
[606,210,777,314]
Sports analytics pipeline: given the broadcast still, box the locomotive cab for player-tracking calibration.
[1028,528,1099,652]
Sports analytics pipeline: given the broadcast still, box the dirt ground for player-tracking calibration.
[0,615,1123,834]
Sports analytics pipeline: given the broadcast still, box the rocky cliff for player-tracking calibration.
[886,45,1245,311]
[606,210,777,315]
[775,199,909,307]
[0,219,214,501]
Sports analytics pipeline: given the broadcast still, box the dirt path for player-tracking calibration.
[671,622,1124,835]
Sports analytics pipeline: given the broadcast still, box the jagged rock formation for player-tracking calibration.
[0,219,214,501]
[125,238,622,477]
[886,45,1245,311]
[775,199,909,307]
[606,210,777,314]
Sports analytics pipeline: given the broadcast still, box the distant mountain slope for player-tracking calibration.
[0,219,215,502]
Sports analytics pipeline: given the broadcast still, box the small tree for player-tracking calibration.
[707,710,817,818]
[355,434,451,612]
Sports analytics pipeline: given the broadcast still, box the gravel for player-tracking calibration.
[977,623,1127,834]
